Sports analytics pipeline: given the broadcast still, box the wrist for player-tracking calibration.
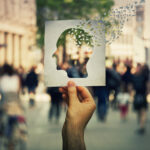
[62,121,86,150]
[62,120,84,137]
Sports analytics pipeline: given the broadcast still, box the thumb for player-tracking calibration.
[67,81,78,105]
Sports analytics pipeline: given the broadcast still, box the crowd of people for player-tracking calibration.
[0,64,28,150]
[105,59,150,134]
[0,58,150,149]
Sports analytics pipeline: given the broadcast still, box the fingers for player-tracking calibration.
[59,87,67,94]
[77,86,93,101]
[59,82,93,105]
[62,93,69,105]
[59,87,68,105]
[67,81,78,105]
[59,82,78,106]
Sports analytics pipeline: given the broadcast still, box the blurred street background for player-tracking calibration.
[0,0,150,150]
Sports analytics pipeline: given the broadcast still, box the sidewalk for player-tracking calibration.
[24,101,150,150]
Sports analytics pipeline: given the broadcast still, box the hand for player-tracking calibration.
[59,81,96,131]
[59,81,96,150]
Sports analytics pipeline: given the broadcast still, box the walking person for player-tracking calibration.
[106,66,121,110]
[117,82,130,121]
[132,64,149,134]
[0,64,27,150]
[47,87,62,123]
[0,106,7,150]
[25,66,38,107]
[5,102,27,150]
[93,86,108,122]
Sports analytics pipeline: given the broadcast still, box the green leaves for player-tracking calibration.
[56,28,93,48]
[36,0,114,48]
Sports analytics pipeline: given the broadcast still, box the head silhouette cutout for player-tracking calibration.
[53,28,94,78]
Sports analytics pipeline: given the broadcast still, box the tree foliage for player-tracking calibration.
[36,0,114,48]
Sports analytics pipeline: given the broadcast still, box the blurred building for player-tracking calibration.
[0,0,37,69]
[144,0,150,68]
[107,0,150,67]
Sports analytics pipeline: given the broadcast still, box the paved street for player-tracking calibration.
[24,101,150,150]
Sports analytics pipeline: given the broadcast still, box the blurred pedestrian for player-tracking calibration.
[17,66,27,95]
[5,102,27,150]
[0,64,21,103]
[132,64,149,134]
[61,62,81,78]
[0,106,7,149]
[122,65,133,85]
[0,64,27,149]
[25,66,38,107]
[93,86,108,122]
[117,82,130,121]
[47,87,62,123]
[106,66,121,109]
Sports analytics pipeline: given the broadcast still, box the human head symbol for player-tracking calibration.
[53,28,94,78]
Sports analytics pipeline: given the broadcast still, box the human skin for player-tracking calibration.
[59,81,96,150]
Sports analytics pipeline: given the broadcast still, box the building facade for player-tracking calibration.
[107,0,150,66]
[0,0,36,69]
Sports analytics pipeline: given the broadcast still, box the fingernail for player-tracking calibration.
[68,81,76,87]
